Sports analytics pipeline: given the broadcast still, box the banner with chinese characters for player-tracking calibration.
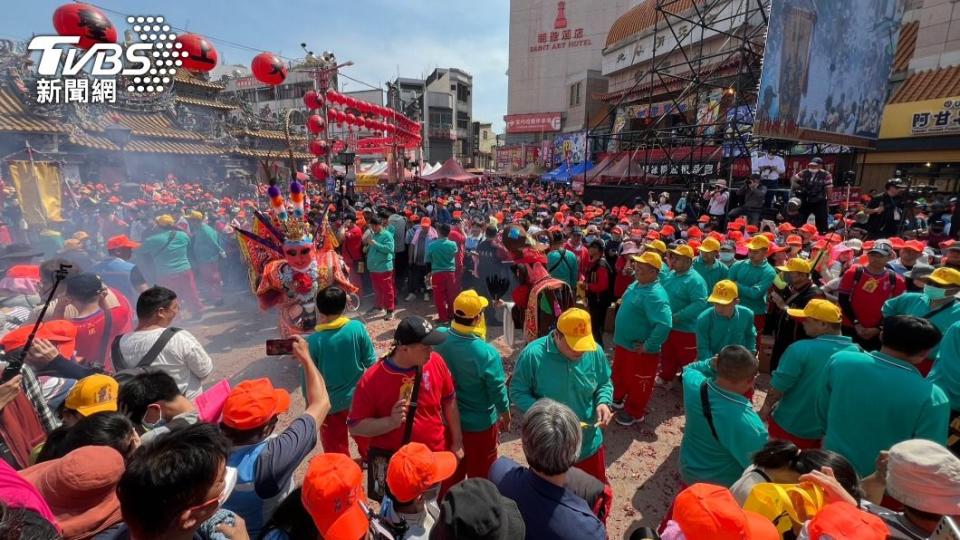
[879,96,960,139]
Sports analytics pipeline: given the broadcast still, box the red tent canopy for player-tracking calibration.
[421,158,479,184]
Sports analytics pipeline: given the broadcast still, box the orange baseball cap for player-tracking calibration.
[106,235,141,251]
[799,223,818,234]
[901,240,925,253]
[386,443,457,503]
[1,320,77,358]
[786,234,803,246]
[302,453,369,540]
[778,222,795,232]
[698,215,711,223]
[807,502,888,539]
[674,484,778,540]
[420,217,432,227]
[686,227,703,238]
[221,378,291,430]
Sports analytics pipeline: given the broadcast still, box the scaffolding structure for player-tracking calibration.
[584,0,772,188]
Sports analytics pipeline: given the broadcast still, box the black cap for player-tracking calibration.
[810,157,824,165]
[394,316,446,346]
[65,273,104,299]
[429,478,525,540]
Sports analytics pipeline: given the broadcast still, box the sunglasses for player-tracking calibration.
[285,248,311,257]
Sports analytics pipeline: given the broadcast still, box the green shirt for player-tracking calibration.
[426,238,458,273]
[190,223,222,264]
[680,359,768,486]
[547,249,580,291]
[139,229,192,275]
[770,335,859,439]
[661,269,709,333]
[692,256,729,294]
[613,280,672,353]
[305,319,377,413]
[434,327,509,432]
[728,260,777,315]
[509,334,613,460]
[695,305,757,361]
[882,293,960,359]
[930,320,960,411]
[366,229,395,272]
[817,350,950,476]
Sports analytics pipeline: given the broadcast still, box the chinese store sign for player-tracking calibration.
[879,96,960,139]
[504,112,562,134]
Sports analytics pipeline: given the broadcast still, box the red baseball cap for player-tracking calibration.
[1,320,77,358]
[800,223,818,234]
[786,235,803,246]
[301,453,369,540]
[902,240,925,253]
[807,502,888,539]
[778,222,796,232]
[106,235,141,251]
[686,227,703,238]
[386,443,457,503]
[221,379,291,430]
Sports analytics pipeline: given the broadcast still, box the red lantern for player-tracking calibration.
[303,90,322,110]
[251,52,287,85]
[311,161,330,180]
[174,34,218,72]
[53,3,117,50]
[326,89,338,103]
[307,114,325,135]
[344,113,357,126]
[334,110,346,124]
[308,140,328,156]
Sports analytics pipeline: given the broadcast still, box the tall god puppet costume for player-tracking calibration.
[236,179,357,337]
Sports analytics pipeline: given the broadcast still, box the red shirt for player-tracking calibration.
[342,226,363,264]
[347,352,455,452]
[563,242,590,278]
[71,290,133,370]
[838,265,905,328]
[448,229,466,271]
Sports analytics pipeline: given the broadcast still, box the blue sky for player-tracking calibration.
[1,0,510,131]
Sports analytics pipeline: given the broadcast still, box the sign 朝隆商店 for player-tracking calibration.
[505,112,563,134]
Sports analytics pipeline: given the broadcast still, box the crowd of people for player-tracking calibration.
[0,163,958,540]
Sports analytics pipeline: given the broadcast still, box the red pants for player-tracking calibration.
[431,271,456,322]
[194,261,223,304]
[754,314,767,352]
[370,271,395,311]
[158,270,203,315]
[321,410,351,455]
[346,260,363,296]
[574,445,609,485]
[918,357,934,377]
[612,346,659,419]
[448,425,499,485]
[768,417,821,449]
[660,331,697,382]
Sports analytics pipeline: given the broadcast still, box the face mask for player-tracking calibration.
[720,252,735,263]
[924,284,947,300]
[141,404,165,431]
[585,235,597,244]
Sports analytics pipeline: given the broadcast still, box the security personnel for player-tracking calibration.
[692,237,728,294]
[434,290,510,484]
[612,252,672,427]
[680,345,767,486]
[658,245,708,387]
[759,299,858,449]
[695,280,757,362]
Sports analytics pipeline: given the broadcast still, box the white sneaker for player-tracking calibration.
[423,293,430,302]
[405,293,416,302]
[611,399,625,410]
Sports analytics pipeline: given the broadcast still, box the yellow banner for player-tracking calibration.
[879,96,960,139]
[8,160,62,225]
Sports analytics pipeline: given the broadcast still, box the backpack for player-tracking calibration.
[111,327,183,384]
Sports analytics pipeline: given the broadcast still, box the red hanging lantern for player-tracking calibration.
[307,114,325,135]
[308,140,328,156]
[251,52,287,85]
[334,110,346,124]
[174,34,218,72]
[325,89,338,103]
[311,161,330,180]
[53,3,117,50]
[303,90,322,110]
[344,113,358,126]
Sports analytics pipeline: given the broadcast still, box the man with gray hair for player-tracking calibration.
[488,399,606,540]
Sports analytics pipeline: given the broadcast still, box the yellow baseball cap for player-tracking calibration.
[453,289,489,319]
[186,210,204,221]
[155,214,176,227]
[65,374,119,416]
[556,308,597,353]
[786,299,842,324]
[746,235,770,251]
[644,239,667,254]
[776,258,813,274]
[927,267,960,287]
[669,245,695,259]
[707,280,739,305]
[631,251,663,269]
[698,237,721,253]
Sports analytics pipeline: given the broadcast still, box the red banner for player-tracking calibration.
[505,112,562,134]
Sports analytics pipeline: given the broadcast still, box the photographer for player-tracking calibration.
[705,180,730,229]
[790,157,833,232]
[865,178,906,239]
[726,174,767,226]
[753,148,786,190]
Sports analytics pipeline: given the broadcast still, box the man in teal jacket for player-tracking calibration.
[510,308,613,485]
[364,216,396,319]
[187,211,224,306]
[729,235,777,341]
[692,237,728,293]
[612,252,672,426]
[930,319,960,453]
[659,245,708,387]
[695,280,757,361]
[139,214,203,318]
[434,290,509,483]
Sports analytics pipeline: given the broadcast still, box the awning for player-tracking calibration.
[175,95,236,110]
[0,87,67,134]
[68,131,223,155]
[890,65,960,104]
[861,149,960,164]
[232,148,314,160]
